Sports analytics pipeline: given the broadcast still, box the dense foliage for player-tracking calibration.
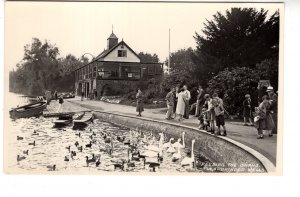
[9,38,85,96]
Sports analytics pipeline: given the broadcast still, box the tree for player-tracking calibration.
[9,38,84,95]
[207,67,260,116]
[138,52,159,63]
[167,47,196,74]
[193,8,280,76]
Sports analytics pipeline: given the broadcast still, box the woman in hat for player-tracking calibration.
[136,88,144,117]
[243,94,253,126]
[254,95,275,139]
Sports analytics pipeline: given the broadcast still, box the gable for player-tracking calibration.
[102,42,141,63]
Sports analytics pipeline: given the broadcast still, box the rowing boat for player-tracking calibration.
[9,101,47,119]
[73,111,93,127]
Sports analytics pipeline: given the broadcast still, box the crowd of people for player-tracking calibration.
[135,84,278,140]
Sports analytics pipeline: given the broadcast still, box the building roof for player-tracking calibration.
[94,40,141,61]
[107,32,118,39]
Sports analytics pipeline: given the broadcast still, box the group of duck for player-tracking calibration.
[16,130,39,164]
[17,122,198,172]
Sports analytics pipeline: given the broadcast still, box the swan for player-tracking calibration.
[172,145,182,162]
[74,141,79,147]
[144,133,164,152]
[173,132,185,149]
[23,150,29,155]
[162,138,174,149]
[166,143,176,153]
[181,139,196,167]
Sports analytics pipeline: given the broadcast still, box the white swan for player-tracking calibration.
[172,145,182,162]
[166,143,176,153]
[144,133,164,152]
[173,132,185,149]
[162,138,174,149]
[181,139,196,167]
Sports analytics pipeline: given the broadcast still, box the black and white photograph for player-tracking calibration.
[4,1,283,175]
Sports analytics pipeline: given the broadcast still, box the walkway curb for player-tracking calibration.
[93,110,276,173]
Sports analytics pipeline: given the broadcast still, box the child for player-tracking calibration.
[57,96,64,113]
[213,99,227,136]
[198,106,210,131]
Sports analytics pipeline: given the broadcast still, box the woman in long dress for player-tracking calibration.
[176,88,186,121]
[136,88,144,116]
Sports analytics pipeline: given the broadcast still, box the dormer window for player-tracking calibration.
[118,50,127,57]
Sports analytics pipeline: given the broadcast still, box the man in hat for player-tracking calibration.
[267,86,278,135]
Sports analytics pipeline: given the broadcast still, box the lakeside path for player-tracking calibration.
[57,97,277,165]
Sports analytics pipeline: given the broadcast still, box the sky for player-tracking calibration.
[5,2,281,71]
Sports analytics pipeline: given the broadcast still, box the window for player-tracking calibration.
[118,50,127,57]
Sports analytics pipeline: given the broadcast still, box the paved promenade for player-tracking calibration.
[58,97,277,165]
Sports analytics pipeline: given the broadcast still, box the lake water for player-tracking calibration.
[6,92,212,173]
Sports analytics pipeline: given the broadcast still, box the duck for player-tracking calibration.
[173,132,185,149]
[127,159,135,168]
[28,141,35,146]
[32,130,39,135]
[78,146,83,152]
[95,159,101,167]
[65,145,71,152]
[145,157,160,172]
[64,156,70,162]
[17,136,23,140]
[116,136,125,142]
[23,150,29,155]
[86,155,95,166]
[89,135,93,140]
[74,141,79,147]
[181,139,196,167]
[71,151,76,157]
[104,137,111,144]
[162,138,174,149]
[75,132,81,138]
[92,131,96,136]
[46,165,56,171]
[123,139,131,145]
[85,141,92,148]
[113,161,125,171]
[17,155,26,161]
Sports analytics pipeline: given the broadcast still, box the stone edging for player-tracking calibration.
[93,110,276,173]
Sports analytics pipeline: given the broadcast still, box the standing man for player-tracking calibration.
[54,90,58,101]
[81,90,84,101]
[165,87,175,120]
[267,86,278,134]
[183,85,191,119]
[195,85,204,117]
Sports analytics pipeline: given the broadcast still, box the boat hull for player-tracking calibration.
[73,112,93,128]
[9,102,47,119]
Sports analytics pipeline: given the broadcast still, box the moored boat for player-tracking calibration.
[9,101,47,119]
[53,113,74,127]
[73,111,93,128]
